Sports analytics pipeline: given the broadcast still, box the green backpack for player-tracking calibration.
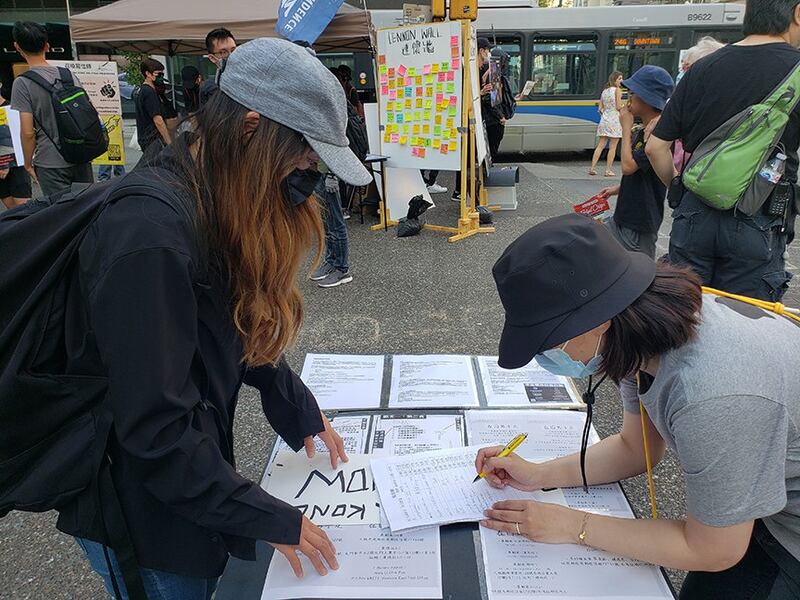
[682,61,800,215]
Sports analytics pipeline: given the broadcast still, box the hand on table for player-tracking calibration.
[475,446,541,491]
[271,515,339,578]
[481,500,584,545]
[304,412,348,469]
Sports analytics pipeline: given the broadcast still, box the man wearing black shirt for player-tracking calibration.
[647,0,800,301]
[599,66,674,258]
[135,58,171,155]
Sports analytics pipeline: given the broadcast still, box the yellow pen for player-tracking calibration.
[472,432,528,483]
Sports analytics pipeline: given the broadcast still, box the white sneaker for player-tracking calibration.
[427,183,447,194]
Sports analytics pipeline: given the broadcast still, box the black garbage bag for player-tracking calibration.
[477,205,494,225]
[407,194,433,220]
[397,217,422,238]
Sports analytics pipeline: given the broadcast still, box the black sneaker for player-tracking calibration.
[451,191,461,203]
[317,269,353,288]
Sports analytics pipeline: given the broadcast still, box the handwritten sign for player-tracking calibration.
[264,451,380,526]
[377,21,462,170]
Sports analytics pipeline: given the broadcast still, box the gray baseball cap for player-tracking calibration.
[218,37,372,186]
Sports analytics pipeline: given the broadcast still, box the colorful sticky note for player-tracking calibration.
[440,144,449,155]
[432,64,440,74]
[446,118,454,128]
[436,83,444,93]
[424,138,431,148]
[450,128,459,139]
[389,90,397,100]
[396,113,404,123]
[412,124,421,134]
[408,67,416,76]
[386,101,394,111]
[435,115,443,125]
[391,133,399,143]
[405,87,413,97]
[452,58,461,70]
[442,129,451,140]
[378,54,386,65]
[451,46,460,58]
[416,86,423,96]
[380,74,388,85]
[446,71,455,82]
[449,96,457,106]
[434,125,443,137]
[415,98,423,109]
[425,99,433,110]
[423,110,432,120]
[404,76,413,86]
[449,141,457,152]
[402,124,410,134]
[419,148,426,158]
[425,74,435,85]
[423,124,431,135]
[379,65,388,75]
[425,87,433,97]
[398,65,407,76]
[389,79,396,90]
[416,76,423,86]
[438,73,446,83]
[441,62,449,71]
[433,138,441,148]
[435,93,444,103]
[399,135,408,145]
[446,83,455,94]
[381,86,389,95]
[387,113,395,123]
[396,77,404,87]
[423,64,432,75]
[448,106,458,117]
[404,99,411,109]
[388,67,395,78]
[450,35,459,47]
[415,111,422,121]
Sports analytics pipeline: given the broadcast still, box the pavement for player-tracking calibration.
[3,143,800,599]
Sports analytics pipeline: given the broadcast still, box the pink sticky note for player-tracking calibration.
[380,74,388,84]
[446,71,455,82]
[452,58,461,70]
[438,73,446,83]
[449,96,457,106]
[436,93,444,103]
[398,65,407,76]
[381,86,389,95]
[450,35,458,47]
[391,134,399,143]
[389,90,397,100]
[423,64,432,75]
[404,76,412,86]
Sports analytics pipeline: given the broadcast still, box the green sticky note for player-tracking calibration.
[446,82,455,94]
[415,111,422,121]
[425,138,432,147]
[436,83,444,93]
[423,110,432,120]
[425,99,433,110]
[441,62,449,71]
[425,74,434,85]
[405,111,412,122]
[434,125,442,136]
[387,113,395,123]
[448,106,457,117]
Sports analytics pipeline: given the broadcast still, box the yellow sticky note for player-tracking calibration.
[402,124,410,134]
[412,124,421,134]
[443,129,451,140]
[435,115,443,125]
[446,118,454,128]
[423,110,431,120]
[425,99,433,110]
[415,98,423,109]
[383,132,391,143]
[425,87,433,97]
[399,135,408,145]
[386,101,394,111]
[433,138,441,148]
[451,128,459,139]
[422,124,431,135]
[416,76,423,86]
[449,141,457,152]
[432,64,440,74]
[404,99,412,110]
[389,79,396,90]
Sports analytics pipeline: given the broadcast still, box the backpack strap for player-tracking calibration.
[19,69,57,94]
[56,67,74,87]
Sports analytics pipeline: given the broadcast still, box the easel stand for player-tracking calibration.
[423,19,494,242]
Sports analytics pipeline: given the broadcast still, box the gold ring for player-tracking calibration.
[515,522,521,535]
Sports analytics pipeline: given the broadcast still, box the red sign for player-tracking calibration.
[573,194,611,217]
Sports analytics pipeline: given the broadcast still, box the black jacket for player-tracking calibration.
[55,157,324,577]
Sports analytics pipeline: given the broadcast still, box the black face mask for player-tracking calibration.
[284,169,322,207]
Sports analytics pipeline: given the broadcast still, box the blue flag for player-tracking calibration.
[277,0,345,45]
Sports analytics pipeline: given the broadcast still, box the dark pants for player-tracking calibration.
[680,521,800,599]
[487,122,505,159]
[35,163,93,197]
[317,176,349,272]
[669,190,791,302]
[422,170,439,186]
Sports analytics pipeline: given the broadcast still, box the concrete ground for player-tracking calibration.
[2,143,799,599]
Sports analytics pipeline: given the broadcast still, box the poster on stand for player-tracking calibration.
[376,21,463,171]
[51,60,125,166]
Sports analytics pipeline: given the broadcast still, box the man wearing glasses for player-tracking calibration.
[205,28,237,68]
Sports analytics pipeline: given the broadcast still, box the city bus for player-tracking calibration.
[369,2,745,153]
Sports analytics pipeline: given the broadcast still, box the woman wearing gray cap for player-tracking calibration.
[51,38,372,599]
[476,214,800,598]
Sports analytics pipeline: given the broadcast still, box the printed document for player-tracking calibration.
[388,354,479,408]
[300,354,384,410]
[369,413,465,457]
[263,524,442,599]
[371,446,565,533]
[266,415,373,469]
[477,356,581,408]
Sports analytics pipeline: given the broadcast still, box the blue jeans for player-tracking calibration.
[98,165,127,181]
[317,176,349,272]
[74,537,218,600]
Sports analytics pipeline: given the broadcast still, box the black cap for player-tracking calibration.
[477,37,491,50]
[492,214,656,369]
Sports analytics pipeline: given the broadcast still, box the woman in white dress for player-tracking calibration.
[590,71,623,177]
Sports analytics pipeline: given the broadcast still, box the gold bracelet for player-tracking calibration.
[577,513,591,546]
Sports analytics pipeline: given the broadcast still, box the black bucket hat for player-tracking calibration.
[492,214,656,369]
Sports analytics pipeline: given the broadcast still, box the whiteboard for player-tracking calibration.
[467,26,488,165]
[376,21,463,171]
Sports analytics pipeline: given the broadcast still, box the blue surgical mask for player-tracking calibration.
[534,336,604,379]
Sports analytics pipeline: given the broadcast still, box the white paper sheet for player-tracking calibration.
[561,484,634,518]
[300,354,384,410]
[388,355,479,408]
[479,526,674,600]
[264,452,380,526]
[371,446,566,533]
[465,410,600,461]
[263,523,442,599]
[477,356,582,408]
[266,415,373,470]
[369,414,465,457]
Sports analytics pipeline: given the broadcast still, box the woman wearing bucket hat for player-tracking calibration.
[476,213,800,598]
[54,38,372,599]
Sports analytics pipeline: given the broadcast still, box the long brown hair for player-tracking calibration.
[600,262,702,383]
[171,91,323,366]
[606,71,623,89]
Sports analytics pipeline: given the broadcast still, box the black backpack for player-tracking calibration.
[499,74,517,121]
[0,170,188,600]
[21,67,109,164]
[345,102,369,163]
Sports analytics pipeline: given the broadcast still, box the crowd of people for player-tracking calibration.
[1,0,800,598]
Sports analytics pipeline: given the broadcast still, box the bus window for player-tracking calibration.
[692,29,743,45]
[482,34,522,95]
[530,35,597,97]
[608,31,678,77]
